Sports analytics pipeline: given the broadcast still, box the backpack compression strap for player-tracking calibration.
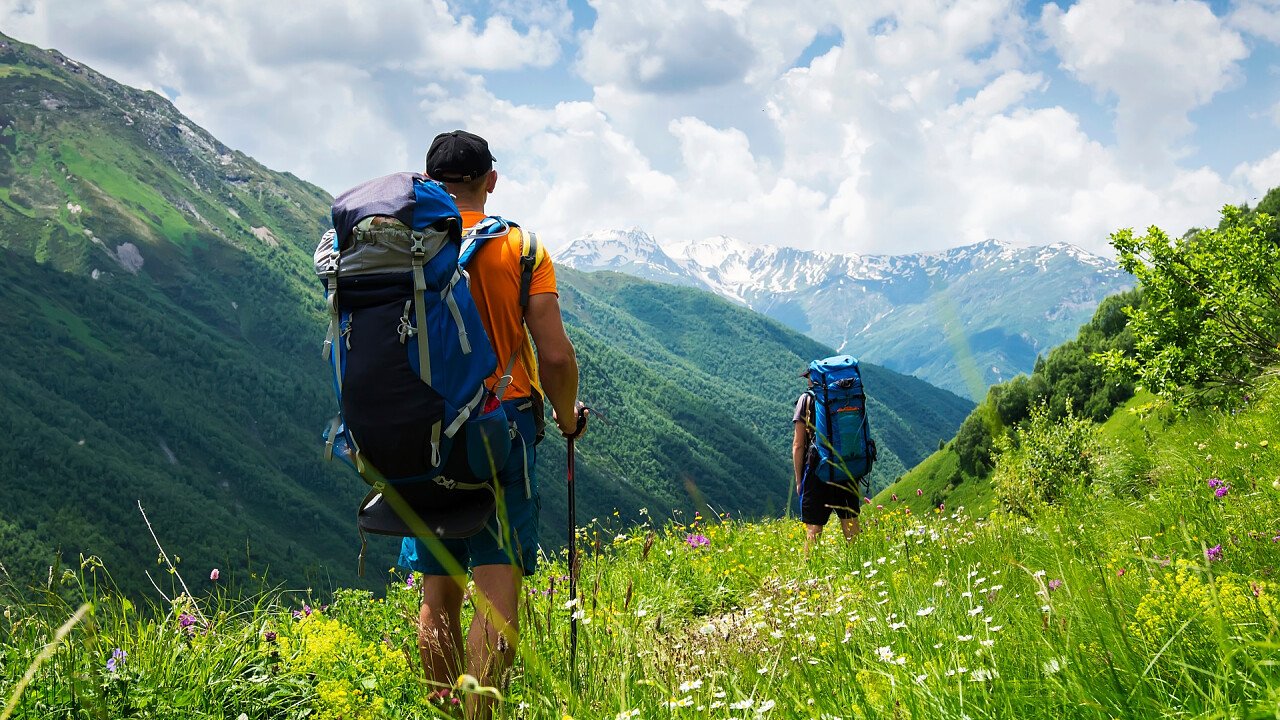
[320,229,343,391]
[407,226,459,467]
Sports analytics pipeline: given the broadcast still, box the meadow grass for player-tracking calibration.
[2,385,1278,719]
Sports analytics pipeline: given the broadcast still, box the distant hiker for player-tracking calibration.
[793,355,876,552]
[400,130,586,717]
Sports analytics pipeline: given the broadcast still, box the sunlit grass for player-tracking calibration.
[3,386,1279,718]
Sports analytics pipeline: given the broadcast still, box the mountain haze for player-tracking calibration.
[0,32,970,593]
[560,229,1134,399]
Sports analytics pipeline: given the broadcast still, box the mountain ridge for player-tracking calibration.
[559,230,1133,398]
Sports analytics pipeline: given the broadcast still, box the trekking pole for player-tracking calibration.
[563,401,588,684]
[567,431,579,683]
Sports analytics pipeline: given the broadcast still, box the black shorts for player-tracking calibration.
[800,456,861,525]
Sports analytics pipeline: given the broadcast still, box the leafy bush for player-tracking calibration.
[954,412,995,476]
[993,401,1102,516]
[1100,203,1280,401]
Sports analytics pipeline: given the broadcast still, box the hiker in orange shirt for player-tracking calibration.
[398,130,587,718]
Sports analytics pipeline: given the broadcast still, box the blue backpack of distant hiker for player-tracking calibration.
[313,172,528,571]
[805,355,877,483]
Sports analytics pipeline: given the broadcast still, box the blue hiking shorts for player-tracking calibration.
[398,398,542,576]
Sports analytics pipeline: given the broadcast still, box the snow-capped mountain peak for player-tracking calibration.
[557,228,1133,400]
[556,228,693,285]
[558,228,667,265]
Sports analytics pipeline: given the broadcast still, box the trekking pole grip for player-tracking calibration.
[561,400,589,439]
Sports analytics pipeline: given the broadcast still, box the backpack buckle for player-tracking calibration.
[322,248,340,276]
[410,234,427,256]
[434,476,457,490]
[397,300,416,344]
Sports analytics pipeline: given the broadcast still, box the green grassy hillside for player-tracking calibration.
[3,369,1276,719]
[875,290,1140,515]
[0,32,352,594]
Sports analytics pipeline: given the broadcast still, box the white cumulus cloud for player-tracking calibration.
[1228,0,1280,43]
[1042,0,1248,170]
[1,0,1276,258]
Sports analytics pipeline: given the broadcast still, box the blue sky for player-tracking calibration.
[2,0,1278,256]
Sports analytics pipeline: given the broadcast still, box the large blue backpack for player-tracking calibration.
[806,355,876,483]
[313,173,526,571]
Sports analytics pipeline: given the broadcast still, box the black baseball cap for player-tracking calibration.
[425,130,496,182]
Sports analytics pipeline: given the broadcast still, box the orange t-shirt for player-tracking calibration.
[460,210,558,400]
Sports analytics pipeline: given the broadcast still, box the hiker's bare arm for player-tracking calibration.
[792,422,807,492]
[525,292,580,436]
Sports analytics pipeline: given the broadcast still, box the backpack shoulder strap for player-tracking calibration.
[802,390,817,445]
[459,215,516,266]
[459,216,546,298]
[518,228,544,308]
[460,218,546,398]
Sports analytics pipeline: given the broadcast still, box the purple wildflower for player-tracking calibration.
[264,630,277,643]
[106,648,126,673]
[405,574,415,589]
[1214,485,1229,498]
[685,533,710,549]
[1206,544,1223,562]
[178,613,196,629]
[1207,478,1223,489]
[292,603,313,620]
[1048,579,1063,591]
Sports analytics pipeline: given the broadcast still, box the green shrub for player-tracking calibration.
[993,400,1102,516]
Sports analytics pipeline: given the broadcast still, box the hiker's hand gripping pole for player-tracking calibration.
[556,400,589,440]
